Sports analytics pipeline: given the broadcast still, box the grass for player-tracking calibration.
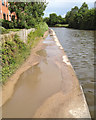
[1,22,48,84]
[28,22,48,47]
[8,29,20,32]
[54,24,69,27]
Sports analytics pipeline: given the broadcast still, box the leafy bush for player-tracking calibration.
[0,26,9,34]
[1,19,17,29]
[1,34,30,84]
[2,20,11,29]
[1,22,48,84]
[27,22,48,46]
[0,19,3,26]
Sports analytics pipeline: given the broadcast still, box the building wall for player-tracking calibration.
[0,0,16,21]
[0,0,2,19]
[0,0,10,20]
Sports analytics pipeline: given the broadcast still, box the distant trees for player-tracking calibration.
[44,2,96,30]
[49,13,57,26]
[65,2,96,30]
[44,13,66,26]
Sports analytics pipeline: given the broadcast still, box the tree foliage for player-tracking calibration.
[65,2,96,30]
[7,1,47,29]
[44,13,66,26]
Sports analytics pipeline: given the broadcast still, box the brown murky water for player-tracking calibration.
[52,27,95,118]
[2,34,63,118]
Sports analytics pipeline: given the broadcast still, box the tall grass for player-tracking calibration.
[27,22,48,47]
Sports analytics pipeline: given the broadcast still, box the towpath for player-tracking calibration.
[2,29,90,118]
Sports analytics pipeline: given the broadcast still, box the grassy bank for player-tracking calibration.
[1,22,48,84]
[47,24,69,28]
[28,22,48,47]
[54,24,69,27]
[0,26,20,34]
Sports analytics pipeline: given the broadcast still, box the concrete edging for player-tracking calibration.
[50,28,91,118]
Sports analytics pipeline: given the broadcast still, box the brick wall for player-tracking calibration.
[0,0,10,20]
[0,0,17,21]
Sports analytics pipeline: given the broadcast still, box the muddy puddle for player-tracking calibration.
[2,34,63,118]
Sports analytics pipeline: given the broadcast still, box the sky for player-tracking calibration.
[44,0,96,17]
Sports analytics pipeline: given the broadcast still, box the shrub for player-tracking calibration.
[0,26,20,34]
[1,22,48,84]
[0,26,9,34]
[1,34,30,84]
[27,22,48,46]
[2,20,11,29]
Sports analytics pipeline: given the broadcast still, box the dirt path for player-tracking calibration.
[1,31,48,107]
[2,29,91,118]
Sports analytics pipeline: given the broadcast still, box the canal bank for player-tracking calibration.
[2,29,90,118]
[51,27,94,118]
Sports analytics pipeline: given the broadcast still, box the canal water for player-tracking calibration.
[52,27,95,118]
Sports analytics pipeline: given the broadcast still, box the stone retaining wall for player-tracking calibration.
[0,28,35,43]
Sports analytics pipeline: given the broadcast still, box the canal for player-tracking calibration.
[51,27,95,118]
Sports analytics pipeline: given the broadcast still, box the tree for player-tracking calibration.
[65,6,79,28]
[44,13,66,26]
[65,2,96,30]
[65,11,71,23]
[8,1,47,28]
[49,13,58,26]
[43,17,49,25]
[57,15,63,24]
[79,2,88,13]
